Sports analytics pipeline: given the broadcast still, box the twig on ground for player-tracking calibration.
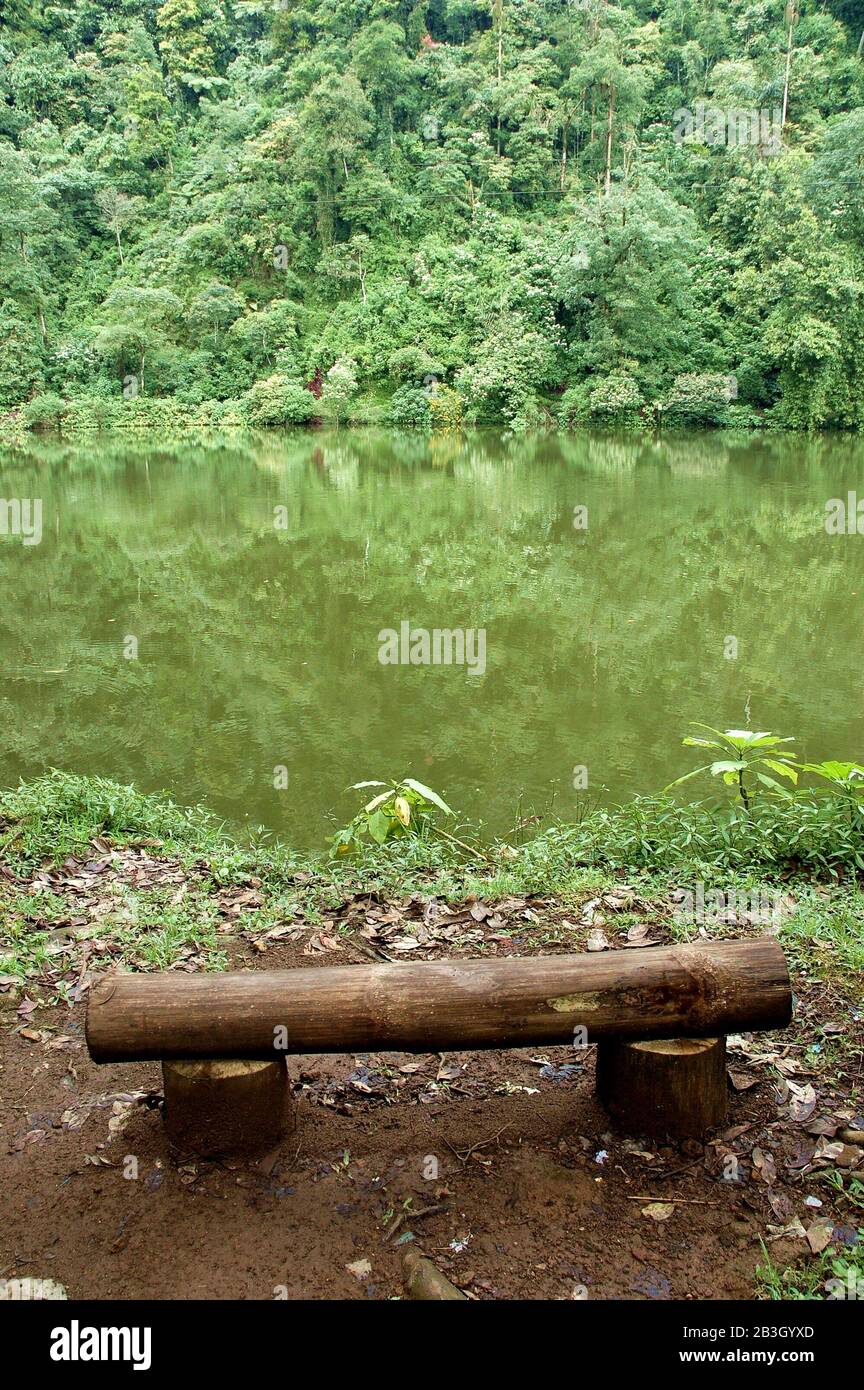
[626,1195,724,1206]
[384,1202,449,1243]
[444,1123,512,1164]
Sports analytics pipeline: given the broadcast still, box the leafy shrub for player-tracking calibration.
[214,400,249,428]
[509,395,548,433]
[117,398,183,432]
[387,347,443,382]
[663,373,735,425]
[588,373,644,421]
[428,383,463,431]
[387,385,431,428]
[331,778,454,856]
[22,393,66,431]
[47,333,103,394]
[558,383,592,428]
[0,316,45,409]
[666,726,798,810]
[62,396,124,433]
[189,399,249,428]
[320,358,359,424]
[454,309,561,426]
[724,403,763,429]
[245,375,316,427]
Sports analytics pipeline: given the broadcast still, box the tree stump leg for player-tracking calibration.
[162,1058,291,1157]
[596,1036,727,1139]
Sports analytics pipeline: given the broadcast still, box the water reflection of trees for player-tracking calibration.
[1,429,862,847]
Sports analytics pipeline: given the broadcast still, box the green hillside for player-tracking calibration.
[2,0,863,430]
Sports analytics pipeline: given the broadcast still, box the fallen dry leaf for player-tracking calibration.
[641,1203,675,1222]
[805,1220,833,1255]
[586,929,610,952]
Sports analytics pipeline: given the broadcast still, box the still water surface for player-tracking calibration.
[1,428,862,848]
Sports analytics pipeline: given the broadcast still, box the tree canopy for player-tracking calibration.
[1,0,862,430]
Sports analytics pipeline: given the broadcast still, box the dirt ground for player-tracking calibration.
[1,857,862,1301]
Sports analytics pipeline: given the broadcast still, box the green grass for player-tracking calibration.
[0,771,230,864]
[777,884,864,1067]
[3,771,864,886]
[757,1234,864,1301]
[89,888,229,974]
[0,770,312,887]
[782,886,864,979]
[0,880,229,988]
[2,771,864,985]
[523,793,864,879]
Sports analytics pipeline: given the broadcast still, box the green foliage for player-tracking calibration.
[1,0,862,430]
[321,358,359,424]
[527,792,864,880]
[801,761,864,793]
[6,762,864,897]
[4,769,864,996]
[757,1234,864,1301]
[0,315,44,410]
[245,375,315,427]
[668,727,864,825]
[663,374,736,426]
[387,348,443,383]
[387,384,431,428]
[21,391,66,431]
[330,777,454,856]
[799,760,864,834]
[588,373,644,423]
[455,309,562,426]
[53,394,250,434]
[0,770,227,869]
[156,0,230,98]
[428,384,464,432]
[558,383,591,428]
[667,725,799,808]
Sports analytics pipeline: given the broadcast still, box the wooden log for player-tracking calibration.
[86,940,790,1062]
[161,1058,291,1157]
[402,1249,468,1301]
[596,1036,727,1138]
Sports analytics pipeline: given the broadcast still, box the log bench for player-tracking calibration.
[85,939,791,1153]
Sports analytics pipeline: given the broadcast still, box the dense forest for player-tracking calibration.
[1,0,863,431]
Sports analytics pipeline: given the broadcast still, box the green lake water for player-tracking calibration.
[1,428,863,849]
